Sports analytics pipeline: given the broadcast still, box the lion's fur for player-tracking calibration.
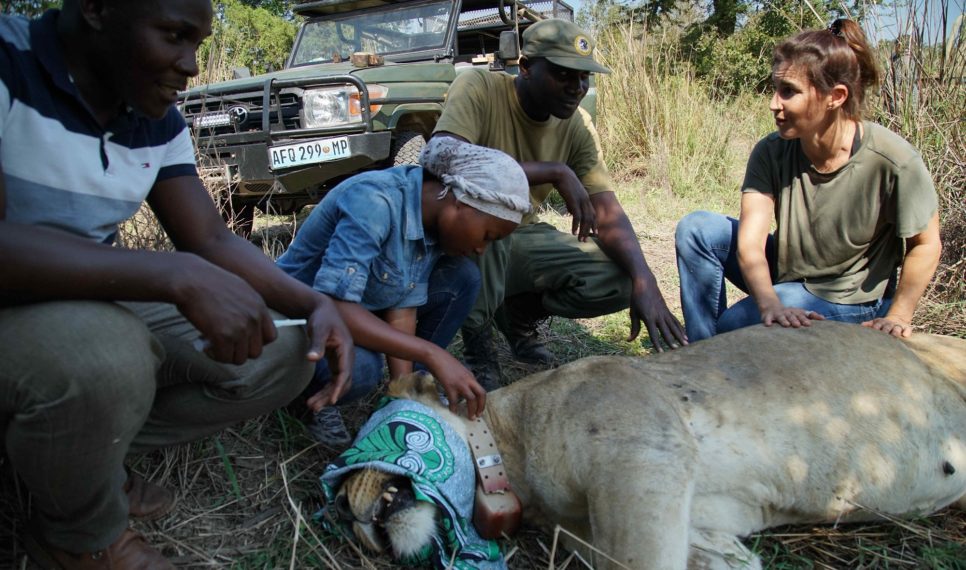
[342,322,966,569]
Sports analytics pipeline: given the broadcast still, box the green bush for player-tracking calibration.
[683,1,837,95]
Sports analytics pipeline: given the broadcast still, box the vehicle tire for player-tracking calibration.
[390,130,426,165]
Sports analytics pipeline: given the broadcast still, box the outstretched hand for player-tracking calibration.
[628,279,688,352]
[304,295,354,411]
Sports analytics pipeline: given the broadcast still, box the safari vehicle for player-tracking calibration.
[179,0,577,230]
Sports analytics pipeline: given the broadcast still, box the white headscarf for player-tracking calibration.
[419,137,531,224]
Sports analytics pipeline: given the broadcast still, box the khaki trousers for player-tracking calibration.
[464,221,632,333]
[0,301,312,552]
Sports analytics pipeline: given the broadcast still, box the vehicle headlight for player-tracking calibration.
[302,85,387,128]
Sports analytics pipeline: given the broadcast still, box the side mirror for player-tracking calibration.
[497,30,520,62]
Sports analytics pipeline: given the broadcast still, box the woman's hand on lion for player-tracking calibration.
[862,316,913,338]
[760,302,825,329]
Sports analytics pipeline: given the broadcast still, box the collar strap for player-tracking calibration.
[466,417,512,494]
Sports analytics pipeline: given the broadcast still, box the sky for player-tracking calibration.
[563,0,963,43]
[866,0,964,43]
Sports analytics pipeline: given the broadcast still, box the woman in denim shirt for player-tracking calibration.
[278,138,531,445]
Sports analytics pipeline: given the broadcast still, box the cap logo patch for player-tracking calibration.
[574,35,592,56]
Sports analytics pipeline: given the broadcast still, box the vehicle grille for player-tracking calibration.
[180,92,301,136]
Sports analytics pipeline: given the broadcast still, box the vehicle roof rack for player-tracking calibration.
[293,0,570,18]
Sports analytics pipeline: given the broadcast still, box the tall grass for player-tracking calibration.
[870,0,965,335]
[594,21,774,212]
[594,5,965,337]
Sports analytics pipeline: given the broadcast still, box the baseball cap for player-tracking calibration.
[521,19,610,74]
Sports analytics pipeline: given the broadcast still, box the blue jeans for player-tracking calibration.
[675,211,892,341]
[306,255,481,404]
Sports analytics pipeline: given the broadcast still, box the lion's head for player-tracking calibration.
[331,467,440,558]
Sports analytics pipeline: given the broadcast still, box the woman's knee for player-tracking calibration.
[431,256,482,302]
[338,349,386,404]
[716,297,762,335]
[675,211,729,252]
[452,257,482,301]
[308,346,384,404]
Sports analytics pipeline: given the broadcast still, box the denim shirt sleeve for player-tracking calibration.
[398,288,428,308]
[313,188,394,302]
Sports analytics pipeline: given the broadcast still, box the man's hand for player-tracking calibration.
[304,295,354,410]
[427,350,487,420]
[554,167,598,241]
[174,258,278,364]
[521,161,597,240]
[627,277,688,352]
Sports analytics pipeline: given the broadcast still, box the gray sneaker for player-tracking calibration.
[307,407,353,447]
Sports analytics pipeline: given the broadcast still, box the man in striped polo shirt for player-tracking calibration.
[0,1,353,568]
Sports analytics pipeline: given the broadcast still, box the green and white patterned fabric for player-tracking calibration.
[320,397,506,569]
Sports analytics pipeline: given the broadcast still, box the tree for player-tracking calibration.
[237,0,294,19]
[583,0,681,29]
[2,1,60,17]
[706,0,742,35]
[195,0,297,83]
[672,0,854,95]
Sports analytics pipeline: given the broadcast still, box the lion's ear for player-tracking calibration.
[415,371,438,395]
[388,371,439,399]
[387,373,422,399]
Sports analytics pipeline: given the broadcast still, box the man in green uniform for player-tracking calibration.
[433,19,687,387]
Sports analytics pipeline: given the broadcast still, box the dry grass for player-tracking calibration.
[871,0,966,338]
[4,183,964,570]
[6,335,963,570]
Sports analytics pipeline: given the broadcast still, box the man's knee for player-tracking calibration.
[1,302,160,447]
[542,262,631,319]
[225,324,313,407]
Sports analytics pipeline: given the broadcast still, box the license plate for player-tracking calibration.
[268,136,350,170]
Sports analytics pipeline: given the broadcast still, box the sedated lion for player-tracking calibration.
[326,321,966,569]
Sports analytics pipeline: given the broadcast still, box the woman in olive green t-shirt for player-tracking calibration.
[676,19,941,341]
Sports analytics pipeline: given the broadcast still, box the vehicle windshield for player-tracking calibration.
[291,1,454,66]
